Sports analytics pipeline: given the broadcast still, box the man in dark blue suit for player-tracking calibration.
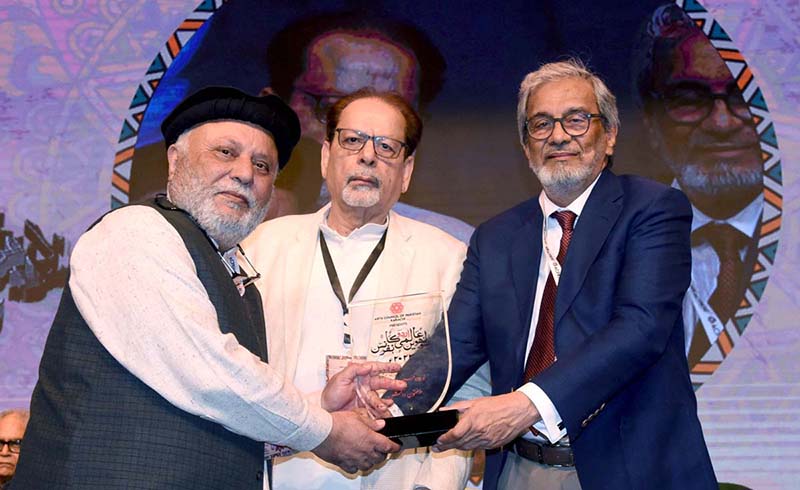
[430,59,718,489]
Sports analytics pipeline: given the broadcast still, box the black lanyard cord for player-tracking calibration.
[318,228,388,317]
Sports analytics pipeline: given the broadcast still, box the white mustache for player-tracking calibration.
[215,183,256,208]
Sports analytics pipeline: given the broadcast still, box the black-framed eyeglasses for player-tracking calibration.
[298,88,345,124]
[228,245,261,289]
[0,439,21,454]
[651,82,752,124]
[154,195,261,289]
[525,111,604,141]
[335,128,408,159]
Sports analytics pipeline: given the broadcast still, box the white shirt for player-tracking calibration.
[517,173,602,443]
[272,217,387,490]
[679,189,763,352]
[70,205,331,450]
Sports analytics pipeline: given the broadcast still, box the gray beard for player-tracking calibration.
[532,161,596,198]
[674,162,762,198]
[168,163,270,251]
[341,185,381,208]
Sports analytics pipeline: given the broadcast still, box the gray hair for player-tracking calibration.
[516,58,619,147]
[171,129,190,154]
[0,409,30,424]
[166,131,190,201]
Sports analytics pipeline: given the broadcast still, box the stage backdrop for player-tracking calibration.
[1,1,798,488]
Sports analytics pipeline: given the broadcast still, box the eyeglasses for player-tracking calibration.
[0,439,21,454]
[335,128,408,159]
[298,88,345,124]
[525,111,604,141]
[652,83,752,124]
[228,245,261,289]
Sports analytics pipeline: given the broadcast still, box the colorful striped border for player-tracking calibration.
[111,0,224,207]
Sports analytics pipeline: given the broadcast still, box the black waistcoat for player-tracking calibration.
[12,200,269,489]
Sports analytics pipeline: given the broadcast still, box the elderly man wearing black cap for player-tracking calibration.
[12,87,403,489]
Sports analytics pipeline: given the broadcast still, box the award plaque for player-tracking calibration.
[348,292,457,448]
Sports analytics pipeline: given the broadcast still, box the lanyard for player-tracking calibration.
[318,228,388,347]
[687,269,725,345]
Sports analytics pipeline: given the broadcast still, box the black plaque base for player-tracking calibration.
[378,410,459,449]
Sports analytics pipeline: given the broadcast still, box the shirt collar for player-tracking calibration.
[320,209,389,243]
[671,180,763,237]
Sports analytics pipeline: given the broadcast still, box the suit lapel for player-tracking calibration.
[511,205,543,373]
[554,170,623,327]
[282,207,327,379]
[376,211,413,299]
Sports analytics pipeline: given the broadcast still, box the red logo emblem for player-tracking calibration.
[390,302,404,314]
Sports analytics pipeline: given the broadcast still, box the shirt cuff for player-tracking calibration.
[517,382,566,443]
[279,403,333,451]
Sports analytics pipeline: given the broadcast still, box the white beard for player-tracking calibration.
[674,162,762,198]
[342,184,381,208]
[168,156,271,250]
[533,161,596,196]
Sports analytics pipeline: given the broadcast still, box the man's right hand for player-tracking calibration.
[311,410,401,474]
[433,392,541,451]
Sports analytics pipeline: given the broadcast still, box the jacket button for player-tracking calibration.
[256,470,263,480]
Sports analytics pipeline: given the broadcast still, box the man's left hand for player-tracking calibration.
[433,392,540,451]
[321,361,407,413]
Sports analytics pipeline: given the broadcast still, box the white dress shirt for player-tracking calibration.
[517,172,602,443]
[679,190,763,352]
[70,205,331,450]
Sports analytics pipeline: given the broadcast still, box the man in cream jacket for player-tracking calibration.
[244,88,484,490]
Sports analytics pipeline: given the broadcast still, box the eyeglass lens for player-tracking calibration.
[662,85,752,123]
[337,129,405,158]
[235,245,261,288]
[0,439,21,453]
[527,111,595,140]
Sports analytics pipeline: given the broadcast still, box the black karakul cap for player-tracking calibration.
[161,86,301,169]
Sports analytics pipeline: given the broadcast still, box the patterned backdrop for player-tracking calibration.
[0,1,798,487]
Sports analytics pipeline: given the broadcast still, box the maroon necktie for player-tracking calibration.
[523,210,577,382]
[695,223,748,323]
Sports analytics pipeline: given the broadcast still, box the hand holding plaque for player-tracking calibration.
[348,292,457,448]
[321,360,406,413]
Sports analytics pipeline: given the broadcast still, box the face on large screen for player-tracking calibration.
[643,30,762,220]
[289,31,420,144]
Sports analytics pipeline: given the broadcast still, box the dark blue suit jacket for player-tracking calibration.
[446,170,717,490]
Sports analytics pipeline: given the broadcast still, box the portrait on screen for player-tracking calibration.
[633,4,765,368]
